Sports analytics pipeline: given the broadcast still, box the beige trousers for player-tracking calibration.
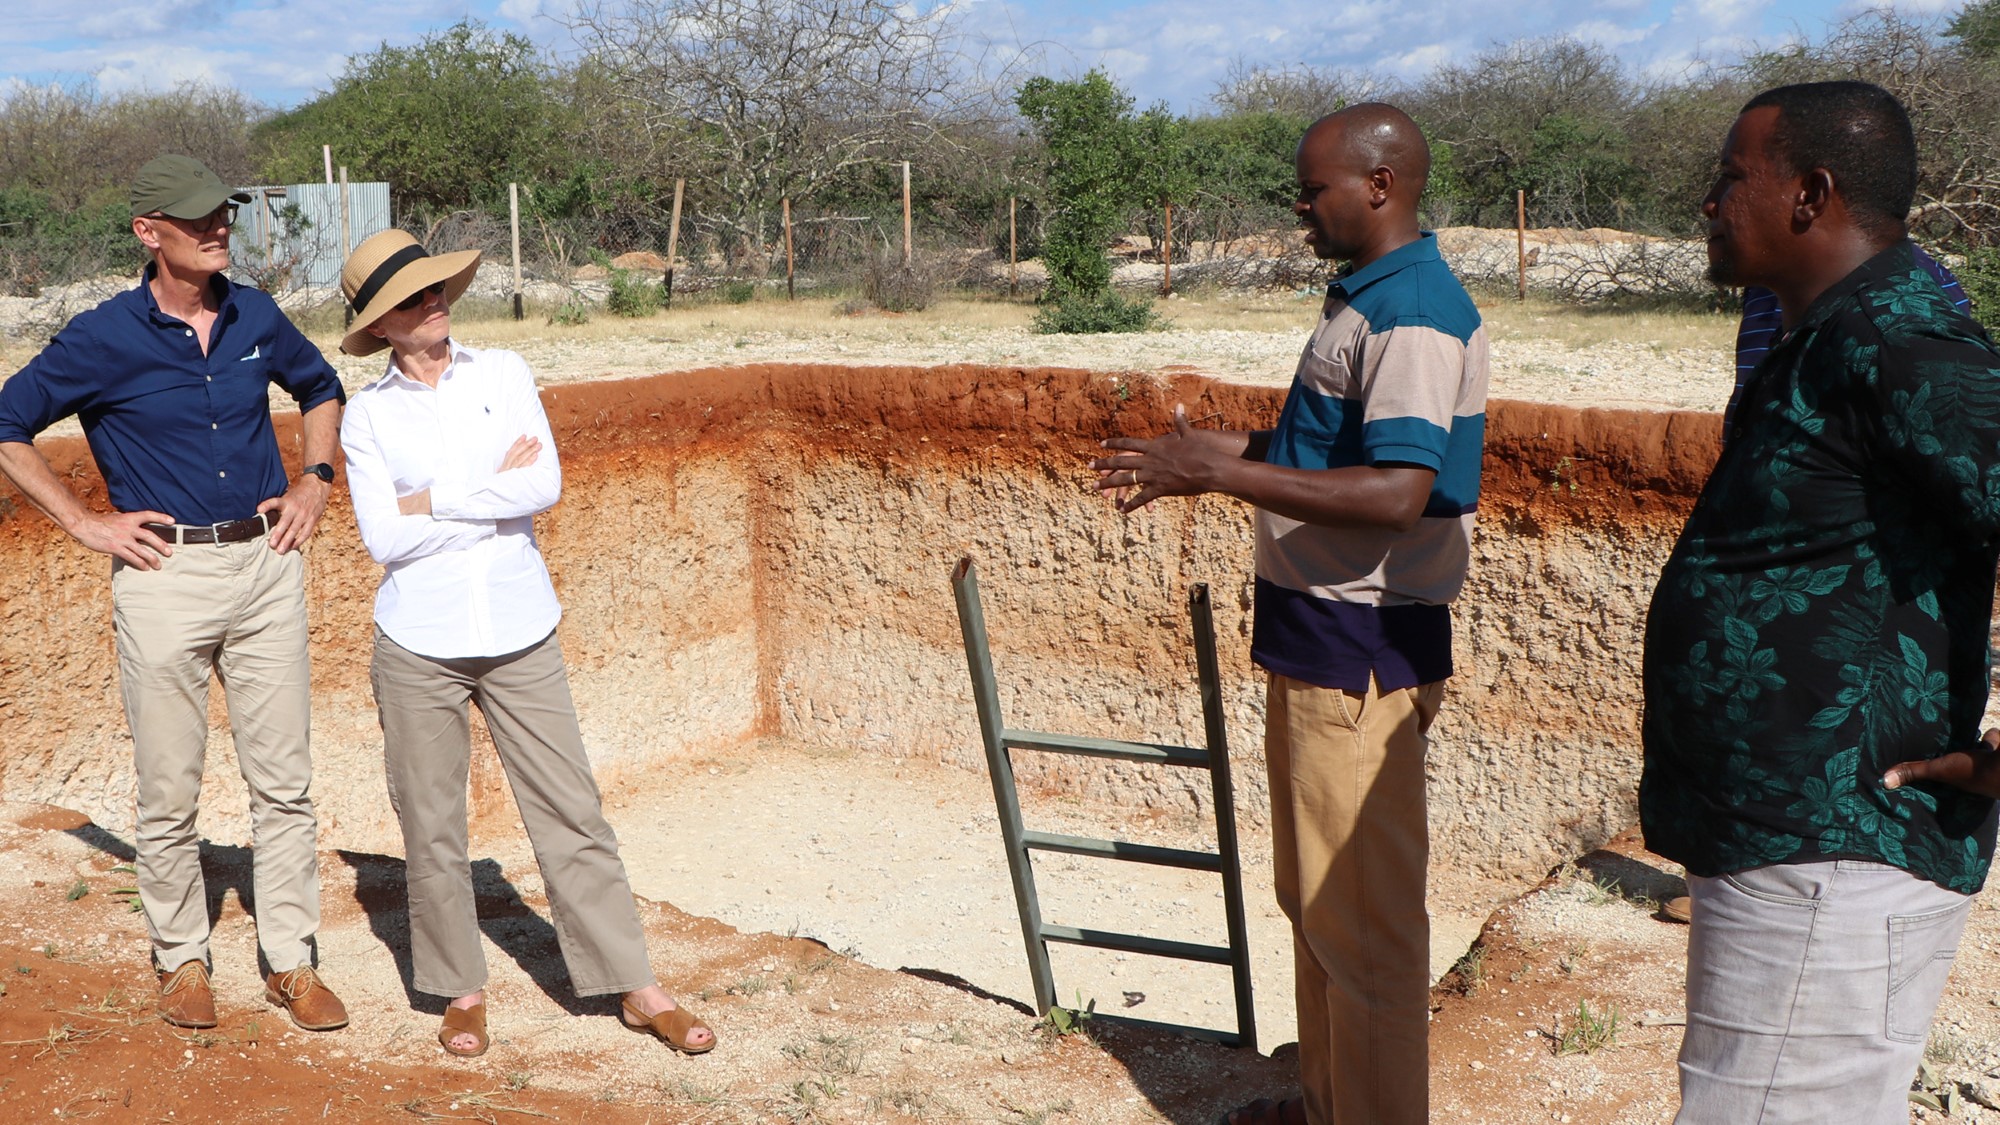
[370,628,654,998]
[1265,672,1444,1125]
[112,540,319,974]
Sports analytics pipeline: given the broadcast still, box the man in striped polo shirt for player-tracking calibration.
[1094,103,1488,1125]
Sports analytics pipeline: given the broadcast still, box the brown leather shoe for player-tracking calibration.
[157,960,218,1029]
[264,966,349,1031]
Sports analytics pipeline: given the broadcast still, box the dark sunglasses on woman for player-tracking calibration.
[395,281,447,311]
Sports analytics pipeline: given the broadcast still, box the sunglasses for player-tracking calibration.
[394,281,447,311]
[147,204,238,235]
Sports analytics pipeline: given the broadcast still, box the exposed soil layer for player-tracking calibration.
[12,365,2000,1124]
[0,365,1718,882]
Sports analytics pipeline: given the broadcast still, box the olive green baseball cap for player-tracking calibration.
[128,155,252,219]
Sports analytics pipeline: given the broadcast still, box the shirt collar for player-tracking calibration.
[1790,239,1917,336]
[1331,231,1441,298]
[136,261,235,326]
[382,338,477,388]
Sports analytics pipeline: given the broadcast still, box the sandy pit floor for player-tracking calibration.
[11,743,2000,1124]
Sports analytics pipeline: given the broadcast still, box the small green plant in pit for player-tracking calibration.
[1554,999,1619,1055]
[65,880,88,902]
[1040,992,1096,1037]
[723,280,756,304]
[40,941,59,959]
[505,1071,533,1092]
[1450,943,1488,994]
[732,974,769,997]
[1558,939,1592,976]
[1548,455,1579,494]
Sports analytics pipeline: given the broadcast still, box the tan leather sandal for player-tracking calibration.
[439,1002,488,1058]
[620,996,716,1055]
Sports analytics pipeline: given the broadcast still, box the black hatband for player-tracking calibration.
[350,245,432,312]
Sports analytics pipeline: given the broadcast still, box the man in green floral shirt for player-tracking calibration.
[1642,81,2000,1122]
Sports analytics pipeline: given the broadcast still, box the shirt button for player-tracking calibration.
[211,422,218,430]
[219,471,227,478]
[184,329,193,337]
[206,376,212,382]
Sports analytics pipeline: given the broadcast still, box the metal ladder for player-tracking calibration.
[950,556,1257,1049]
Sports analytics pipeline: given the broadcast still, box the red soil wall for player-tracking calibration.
[0,365,1721,876]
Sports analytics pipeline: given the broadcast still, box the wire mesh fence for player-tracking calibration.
[1,179,1731,342]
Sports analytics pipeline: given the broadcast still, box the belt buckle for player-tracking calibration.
[208,520,229,542]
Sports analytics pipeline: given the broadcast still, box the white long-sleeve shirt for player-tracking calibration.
[340,341,562,659]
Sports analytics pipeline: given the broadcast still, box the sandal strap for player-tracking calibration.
[441,1004,486,1036]
[623,999,711,1049]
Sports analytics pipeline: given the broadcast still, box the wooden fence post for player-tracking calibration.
[339,166,352,327]
[1009,195,1018,298]
[509,182,524,320]
[322,145,333,185]
[902,161,912,268]
[1162,201,1173,297]
[783,197,795,300]
[664,178,685,308]
[1516,189,1527,301]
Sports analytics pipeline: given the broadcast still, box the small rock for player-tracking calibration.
[900,1038,924,1054]
[1001,1048,1020,1064]
[1469,1060,1483,1071]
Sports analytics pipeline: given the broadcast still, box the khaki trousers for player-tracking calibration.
[112,540,319,974]
[1265,672,1443,1125]
[370,628,654,998]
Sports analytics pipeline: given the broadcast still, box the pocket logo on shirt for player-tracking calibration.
[238,345,262,362]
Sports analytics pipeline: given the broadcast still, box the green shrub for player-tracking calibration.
[1962,247,2000,332]
[606,268,663,317]
[1031,291,1161,334]
[547,296,592,326]
[722,280,756,304]
[863,249,949,312]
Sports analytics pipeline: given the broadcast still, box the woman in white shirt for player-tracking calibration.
[336,230,714,1059]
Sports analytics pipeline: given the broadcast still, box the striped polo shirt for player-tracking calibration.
[1252,232,1489,692]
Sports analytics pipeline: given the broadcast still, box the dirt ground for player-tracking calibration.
[4,302,1997,1124]
[11,742,2000,1125]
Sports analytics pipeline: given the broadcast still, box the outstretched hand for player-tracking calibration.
[1884,729,2000,799]
[1089,404,1237,514]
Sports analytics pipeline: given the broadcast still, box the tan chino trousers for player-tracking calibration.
[1265,672,1443,1125]
[370,628,654,998]
[113,540,320,974]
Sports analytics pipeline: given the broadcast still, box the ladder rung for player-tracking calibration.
[1083,1011,1247,1048]
[1021,830,1223,872]
[1039,924,1234,965]
[1004,729,1210,767]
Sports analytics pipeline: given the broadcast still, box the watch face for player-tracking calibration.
[304,463,335,483]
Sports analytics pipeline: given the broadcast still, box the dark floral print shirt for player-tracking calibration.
[1641,241,2000,894]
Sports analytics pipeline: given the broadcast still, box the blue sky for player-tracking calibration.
[0,0,1964,114]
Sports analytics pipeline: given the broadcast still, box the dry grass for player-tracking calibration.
[1479,293,1734,353]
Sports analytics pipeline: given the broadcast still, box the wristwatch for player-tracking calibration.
[302,463,335,483]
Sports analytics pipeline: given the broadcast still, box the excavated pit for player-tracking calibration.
[0,364,1718,882]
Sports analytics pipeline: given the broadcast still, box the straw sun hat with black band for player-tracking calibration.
[340,229,481,357]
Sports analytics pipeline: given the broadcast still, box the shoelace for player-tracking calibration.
[273,967,320,1001]
[161,963,208,995]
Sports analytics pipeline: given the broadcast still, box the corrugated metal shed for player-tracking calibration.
[234,182,391,291]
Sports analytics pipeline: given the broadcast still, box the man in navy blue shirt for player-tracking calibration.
[0,155,350,1033]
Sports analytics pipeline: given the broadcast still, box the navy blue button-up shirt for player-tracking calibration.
[0,266,344,525]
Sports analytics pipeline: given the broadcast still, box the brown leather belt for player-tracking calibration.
[141,514,270,545]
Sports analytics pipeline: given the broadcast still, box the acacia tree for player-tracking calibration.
[566,0,996,246]
[1405,38,1641,230]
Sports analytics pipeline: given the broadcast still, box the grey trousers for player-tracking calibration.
[1676,859,1971,1125]
[370,628,655,998]
[113,541,319,974]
